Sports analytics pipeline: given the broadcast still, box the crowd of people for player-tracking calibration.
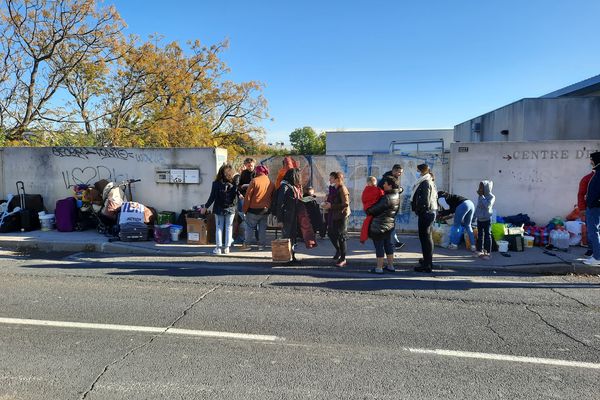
[198,150,600,272]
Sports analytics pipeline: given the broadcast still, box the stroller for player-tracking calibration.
[75,178,141,235]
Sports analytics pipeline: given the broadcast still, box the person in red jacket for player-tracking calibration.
[578,170,595,256]
[360,176,384,244]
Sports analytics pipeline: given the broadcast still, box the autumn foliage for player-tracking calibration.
[0,0,268,156]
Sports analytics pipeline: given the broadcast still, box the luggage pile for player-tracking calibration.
[0,181,45,233]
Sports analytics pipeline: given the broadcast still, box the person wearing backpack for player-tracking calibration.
[203,164,238,255]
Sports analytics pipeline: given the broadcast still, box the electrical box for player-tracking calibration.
[170,169,184,183]
[155,168,201,184]
[184,169,200,184]
[155,170,170,183]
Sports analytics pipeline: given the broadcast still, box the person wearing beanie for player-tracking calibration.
[583,151,600,266]
[241,164,274,251]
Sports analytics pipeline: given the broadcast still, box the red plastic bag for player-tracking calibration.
[566,206,579,221]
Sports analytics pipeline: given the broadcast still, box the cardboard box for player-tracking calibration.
[271,239,292,262]
[186,217,208,245]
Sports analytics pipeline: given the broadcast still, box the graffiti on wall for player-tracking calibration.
[52,147,133,160]
[61,166,129,189]
[234,153,447,231]
[52,147,166,164]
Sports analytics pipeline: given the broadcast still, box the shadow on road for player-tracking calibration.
[14,255,600,292]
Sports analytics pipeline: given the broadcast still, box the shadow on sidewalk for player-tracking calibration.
[17,257,600,292]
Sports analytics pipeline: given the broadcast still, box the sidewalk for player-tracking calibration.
[0,229,598,275]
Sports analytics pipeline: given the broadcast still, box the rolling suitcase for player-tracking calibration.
[16,181,40,232]
[55,197,78,232]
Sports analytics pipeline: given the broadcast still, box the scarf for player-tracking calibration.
[410,173,433,202]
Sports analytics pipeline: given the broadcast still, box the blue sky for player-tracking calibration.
[111,0,600,144]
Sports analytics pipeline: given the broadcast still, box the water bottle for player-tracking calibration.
[549,229,558,247]
[558,228,569,251]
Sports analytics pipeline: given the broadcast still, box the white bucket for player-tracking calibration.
[170,227,182,242]
[39,214,55,231]
[497,240,509,253]
[524,235,534,248]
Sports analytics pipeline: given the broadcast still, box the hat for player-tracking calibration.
[255,165,269,176]
[591,151,600,167]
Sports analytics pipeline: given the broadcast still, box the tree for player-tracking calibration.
[289,126,326,155]
[0,1,270,155]
[0,0,124,142]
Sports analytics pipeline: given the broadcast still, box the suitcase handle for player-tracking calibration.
[16,181,25,210]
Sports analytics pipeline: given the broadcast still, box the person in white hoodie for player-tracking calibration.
[410,163,438,272]
[474,180,495,260]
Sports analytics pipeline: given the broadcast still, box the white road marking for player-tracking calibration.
[404,347,600,370]
[1,317,598,369]
[0,317,282,342]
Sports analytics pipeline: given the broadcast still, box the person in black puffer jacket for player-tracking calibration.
[367,175,401,274]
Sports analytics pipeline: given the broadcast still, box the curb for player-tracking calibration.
[1,239,598,276]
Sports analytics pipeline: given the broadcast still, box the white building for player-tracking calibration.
[325,129,454,156]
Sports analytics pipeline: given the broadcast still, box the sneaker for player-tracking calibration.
[447,244,458,250]
[583,257,600,266]
[257,245,266,251]
[335,260,347,268]
[585,249,593,257]
[383,265,396,273]
[481,254,491,260]
[223,247,230,254]
[394,242,405,250]
[414,265,432,273]
[370,267,384,274]
[470,245,477,252]
[240,244,252,251]
[472,251,483,257]
[212,247,221,255]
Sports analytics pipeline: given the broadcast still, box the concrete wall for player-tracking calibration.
[455,97,600,142]
[449,140,600,225]
[326,129,454,156]
[235,152,448,232]
[0,147,227,213]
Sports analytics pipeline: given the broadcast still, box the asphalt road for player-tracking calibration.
[0,250,599,400]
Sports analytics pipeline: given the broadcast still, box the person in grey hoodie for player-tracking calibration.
[474,180,495,259]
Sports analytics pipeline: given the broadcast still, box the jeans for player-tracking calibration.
[586,208,600,259]
[418,211,436,267]
[373,235,394,258]
[477,219,492,254]
[215,213,235,249]
[244,212,268,246]
[453,200,475,246]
